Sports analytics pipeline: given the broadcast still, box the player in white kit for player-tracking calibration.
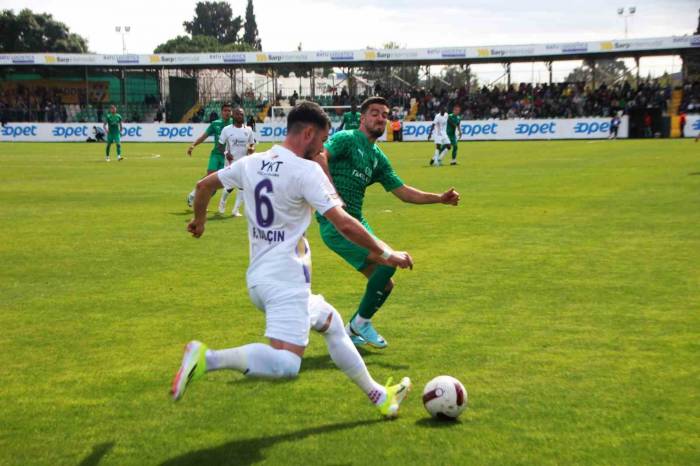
[217,106,256,216]
[428,107,451,166]
[171,102,413,418]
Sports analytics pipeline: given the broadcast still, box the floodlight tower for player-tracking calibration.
[617,7,636,38]
[115,26,131,54]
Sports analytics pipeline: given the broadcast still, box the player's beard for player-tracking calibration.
[367,124,384,139]
[303,147,318,160]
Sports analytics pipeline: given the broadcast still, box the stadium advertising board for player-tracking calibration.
[1,118,628,142]
[0,36,697,66]
[684,115,700,138]
[400,117,628,141]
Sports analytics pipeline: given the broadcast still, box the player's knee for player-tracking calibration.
[273,350,301,378]
[309,294,343,335]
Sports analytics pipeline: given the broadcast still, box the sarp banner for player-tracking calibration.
[401,117,628,141]
[1,118,627,142]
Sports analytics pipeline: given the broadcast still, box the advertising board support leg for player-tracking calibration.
[310,67,315,100]
[84,67,90,112]
[547,61,553,85]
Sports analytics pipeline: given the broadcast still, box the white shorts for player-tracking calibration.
[249,285,311,346]
[434,134,450,145]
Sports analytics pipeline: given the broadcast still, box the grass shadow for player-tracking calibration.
[78,442,115,466]
[414,417,464,429]
[301,351,409,372]
[688,172,700,176]
[160,420,380,466]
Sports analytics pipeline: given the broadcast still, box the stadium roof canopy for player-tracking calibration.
[1,35,698,69]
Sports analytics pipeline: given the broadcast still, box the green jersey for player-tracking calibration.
[319,130,404,220]
[105,113,122,135]
[205,118,233,156]
[341,111,361,130]
[446,113,461,137]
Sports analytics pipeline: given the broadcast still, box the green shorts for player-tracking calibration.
[319,217,375,271]
[107,133,121,144]
[448,134,458,146]
[207,152,226,172]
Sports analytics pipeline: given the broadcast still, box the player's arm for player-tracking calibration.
[311,148,346,206]
[219,141,233,162]
[187,172,224,238]
[312,148,333,183]
[247,130,256,154]
[187,132,210,156]
[323,206,412,269]
[392,185,460,205]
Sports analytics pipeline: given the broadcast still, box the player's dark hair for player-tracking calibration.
[287,101,331,133]
[360,96,388,114]
[221,102,232,109]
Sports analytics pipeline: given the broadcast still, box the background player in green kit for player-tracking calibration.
[103,105,123,162]
[314,96,461,349]
[186,103,233,207]
[337,101,361,131]
[447,104,463,166]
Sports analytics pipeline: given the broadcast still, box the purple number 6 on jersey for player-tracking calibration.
[254,179,274,227]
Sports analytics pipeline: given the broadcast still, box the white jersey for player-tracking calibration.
[432,113,449,137]
[219,124,255,163]
[217,145,342,288]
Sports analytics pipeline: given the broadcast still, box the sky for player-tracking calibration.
[3,0,699,81]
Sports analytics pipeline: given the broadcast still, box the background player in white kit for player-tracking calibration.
[171,102,414,418]
[428,107,451,166]
[217,106,255,216]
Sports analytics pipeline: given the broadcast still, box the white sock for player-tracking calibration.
[219,190,231,208]
[352,315,369,328]
[205,343,300,379]
[438,148,448,161]
[432,148,440,163]
[310,296,386,405]
[232,193,243,214]
[206,347,247,372]
[188,188,196,199]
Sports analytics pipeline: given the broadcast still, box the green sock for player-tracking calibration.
[116,144,122,156]
[452,144,458,160]
[106,143,111,157]
[355,265,396,320]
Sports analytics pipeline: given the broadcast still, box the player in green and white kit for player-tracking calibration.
[447,104,462,166]
[186,103,233,207]
[314,96,461,349]
[103,105,123,162]
[338,102,361,131]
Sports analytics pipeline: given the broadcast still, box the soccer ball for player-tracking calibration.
[422,375,468,420]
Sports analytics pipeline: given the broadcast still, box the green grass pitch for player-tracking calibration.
[1,139,698,465]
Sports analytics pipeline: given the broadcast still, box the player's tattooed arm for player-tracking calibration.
[187,172,224,238]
